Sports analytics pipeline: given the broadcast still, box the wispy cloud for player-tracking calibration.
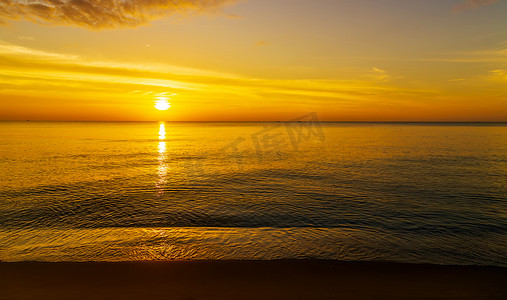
[255,40,269,47]
[371,67,391,81]
[489,69,507,81]
[452,0,500,13]
[0,0,237,29]
[226,14,243,19]
[0,41,428,105]
[453,45,507,62]
[3,42,503,121]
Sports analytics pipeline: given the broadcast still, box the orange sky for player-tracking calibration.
[0,0,506,121]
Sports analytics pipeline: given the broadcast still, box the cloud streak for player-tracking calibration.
[452,0,500,13]
[0,41,428,105]
[0,0,237,29]
[3,42,504,121]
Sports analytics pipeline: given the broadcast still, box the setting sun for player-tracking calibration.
[155,97,171,111]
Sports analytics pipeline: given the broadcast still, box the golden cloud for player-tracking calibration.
[0,0,237,29]
[0,41,428,105]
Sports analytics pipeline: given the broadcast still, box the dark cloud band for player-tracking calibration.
[0,0,236,29]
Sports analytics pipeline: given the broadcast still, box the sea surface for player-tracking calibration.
[0,121,506,266]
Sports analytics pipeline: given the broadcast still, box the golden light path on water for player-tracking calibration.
[156,122,167,195]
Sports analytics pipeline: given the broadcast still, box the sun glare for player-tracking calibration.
[155,97,171,111]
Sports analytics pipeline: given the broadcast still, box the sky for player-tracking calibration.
[0,0,506,121]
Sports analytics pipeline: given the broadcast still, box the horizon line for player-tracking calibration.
[1,120,506,123]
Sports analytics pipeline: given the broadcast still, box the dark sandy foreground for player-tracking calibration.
[1,260,506,299]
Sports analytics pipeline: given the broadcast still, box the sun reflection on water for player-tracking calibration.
[159,123,166,140]
[156,122,167,195]
[158,141,166,154]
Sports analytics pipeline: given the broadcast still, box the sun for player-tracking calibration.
[155,97,171,110]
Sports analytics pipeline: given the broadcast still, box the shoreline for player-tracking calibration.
[1,260,506,299]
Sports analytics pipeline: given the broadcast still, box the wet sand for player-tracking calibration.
[1,260,506,299]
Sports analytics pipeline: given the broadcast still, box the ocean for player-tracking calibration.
[0,121,506,266]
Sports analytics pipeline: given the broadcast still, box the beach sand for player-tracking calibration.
[1,260,506,299]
